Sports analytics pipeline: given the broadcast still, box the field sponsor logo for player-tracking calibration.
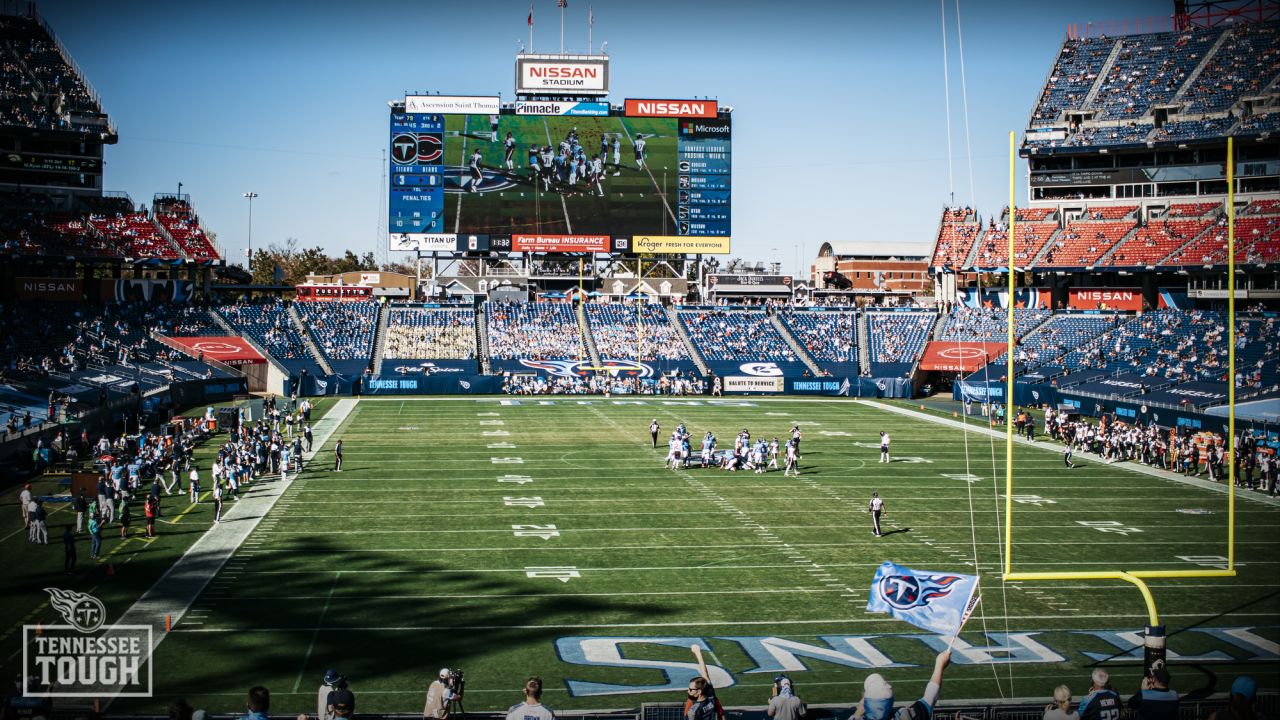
[518,359,654,378]
[723,376,785,393]
[625,99,719,118]
[516,57,609,95]
[404,95,500,115]
[514,101,609,117]
[23,588,152,698]
[631,236,731,255]
[554,627,1279,696]
[738,362,783,377]
[512,235,610,253]
[390,234,457,252]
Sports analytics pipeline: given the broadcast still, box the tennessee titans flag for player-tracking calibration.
[866,561,980,636]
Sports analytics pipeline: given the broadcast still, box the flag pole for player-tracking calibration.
[588,4,593,54]
[529,1,534,52]
[946,580,981,651]
[560,1,565,53]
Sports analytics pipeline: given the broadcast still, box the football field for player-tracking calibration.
[132,397,1279,712]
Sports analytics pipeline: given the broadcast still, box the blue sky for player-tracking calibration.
[37,0,1170,275]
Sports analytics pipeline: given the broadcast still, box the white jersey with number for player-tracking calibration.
[870,497,884,512]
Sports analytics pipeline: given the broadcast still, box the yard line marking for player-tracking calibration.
[293,571,341,692]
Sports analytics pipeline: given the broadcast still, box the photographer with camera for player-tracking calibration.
[423,668,463,719]
[767,676,805,720]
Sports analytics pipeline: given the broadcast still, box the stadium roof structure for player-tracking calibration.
[818,241,930,259]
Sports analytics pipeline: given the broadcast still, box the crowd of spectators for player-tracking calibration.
[0,15,102,131]
[677,309,798,362]
[585,302,689,361]
[294,300,378,362]
[778,309,856,363]
[939,306,1050,342]
[1182,21,1280,114]
[503,371,703,396]
[218,300,311,360]
[866,312,935,364]
[383,307,476,360]
[486,301,583,360]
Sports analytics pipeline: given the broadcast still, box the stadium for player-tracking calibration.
[1,1,1278,720]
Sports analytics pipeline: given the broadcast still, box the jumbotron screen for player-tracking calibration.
[388,105,730,252]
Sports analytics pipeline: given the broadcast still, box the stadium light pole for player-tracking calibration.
[243,191,259,271]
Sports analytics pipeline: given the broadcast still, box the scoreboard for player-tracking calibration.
[388,100,732,252]
[388,113,447,239]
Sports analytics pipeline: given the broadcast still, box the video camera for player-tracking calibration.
[446,668,465,696]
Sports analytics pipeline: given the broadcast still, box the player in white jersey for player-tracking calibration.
[504,132,516,170]
[634,134,647,170]
[668,436,682,471]
[590,155,605,196]
[768,438,780,469]
[879,431,891,463]
[783,441,799,476]
[868,492,885,537]
[468,149,483,192]
[611,136,621,174]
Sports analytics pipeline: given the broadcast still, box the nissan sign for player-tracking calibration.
[625,99,719,118]
[516,56,609,95]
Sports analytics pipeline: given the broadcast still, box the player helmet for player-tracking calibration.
[438,668,450,680]
[872,491,879,497]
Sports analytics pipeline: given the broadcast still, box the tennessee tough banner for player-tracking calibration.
[919,342,1007,372]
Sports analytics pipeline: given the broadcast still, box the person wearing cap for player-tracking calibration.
[1076,669,1121,720]
[317,670,342,720]
[851,649,950,720]
[505,676,555,720]
[1129,667,1178,720]
[1208,676,1260,720]
[766,676,805,720]
[326,679,355,720]
[423,668,455,719]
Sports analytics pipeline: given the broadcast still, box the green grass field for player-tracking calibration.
[98,397,1279,714]
[442,114,679,237]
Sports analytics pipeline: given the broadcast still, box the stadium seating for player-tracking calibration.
[89,213,179,259]
[294,300,378,371]
[939,307,1049,342]
[778,309,857,364]
[1162,217,1280,266]
[1165,202,1222,218]
[585,302,689,360]
[866,312,934,365]
[0,15,103,131]
[1245,199,1280,215]
[154,198,220,260]
[1103,219,1212,266]
[384,307,477,360]
[1236,113,1280,135]
[1153,117,1235,142]
[971,217,1056,268]
[218,301,312,361]
[486,301,583,360]
[1092,29,1219,120]
[1181,22,1280,114]
[1039,218,1136,267]
[1030,37,1114,124]
[1001,313,1119,367]
[676,309,797,363]
[929,208,981,269]
[1054,309,1235,381]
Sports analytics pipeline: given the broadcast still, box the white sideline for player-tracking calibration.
[104,398,358,704]
[856,399,1280,508]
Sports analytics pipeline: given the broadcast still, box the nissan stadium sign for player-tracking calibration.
[516,55,609,95]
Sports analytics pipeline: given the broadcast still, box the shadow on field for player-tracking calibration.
[121,533,678,710]
[879,528,911,537]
